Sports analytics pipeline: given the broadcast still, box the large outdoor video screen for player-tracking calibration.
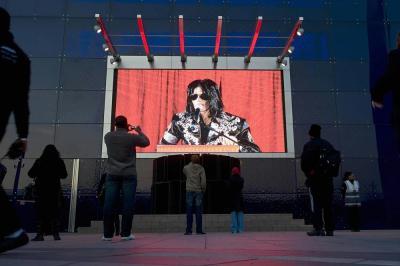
[114,69,286,153]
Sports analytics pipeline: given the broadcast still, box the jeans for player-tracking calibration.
[230,211,244,233]
[186,191,203,233]
[347,206,360,231]
[103,175,137,238]
[310,183,334,232]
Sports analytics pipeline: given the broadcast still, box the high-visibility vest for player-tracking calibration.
[344,180,361,207]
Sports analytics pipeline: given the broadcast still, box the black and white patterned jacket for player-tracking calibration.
[160,111,260,152]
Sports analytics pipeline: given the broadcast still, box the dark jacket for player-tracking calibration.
[228,174,244,212]
[0,31,30,141]
[105,128,150,176]
[301,137,335,187]
[371,48,400,128]
[28,158,67,196]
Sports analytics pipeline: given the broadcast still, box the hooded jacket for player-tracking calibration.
[183,162,206,192]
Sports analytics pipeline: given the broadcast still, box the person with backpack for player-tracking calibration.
[301,124,341,237]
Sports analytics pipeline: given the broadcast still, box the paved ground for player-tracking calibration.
[0,231,400,265]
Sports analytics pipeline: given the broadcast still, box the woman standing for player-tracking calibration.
[28,145,67,241]
[229,167,244,233]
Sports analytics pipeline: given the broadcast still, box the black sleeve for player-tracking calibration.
[301,143,312,174]
[371,51,397,103]
[161,114,183,144]
[301,141,321,178]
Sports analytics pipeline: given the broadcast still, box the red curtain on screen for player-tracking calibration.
[115,69,285,152]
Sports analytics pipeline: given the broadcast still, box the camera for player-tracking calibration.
[127,125,137,131]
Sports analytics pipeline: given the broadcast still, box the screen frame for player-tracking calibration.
[102,56,294,159]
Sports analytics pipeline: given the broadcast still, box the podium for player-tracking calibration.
[156,145,239,153]
[152,154,240,214]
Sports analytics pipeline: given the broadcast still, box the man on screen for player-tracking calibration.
[160,79,260,152]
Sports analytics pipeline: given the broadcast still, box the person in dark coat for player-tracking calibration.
[301,124,336,236]
[0,7,30,253]
[371,32,400,143]
[229,167,244,233]
[28,145,67,241]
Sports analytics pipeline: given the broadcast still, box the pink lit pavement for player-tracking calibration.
[1,231,400,265]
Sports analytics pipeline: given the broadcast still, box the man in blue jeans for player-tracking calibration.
[183,155,207,235]
[103,116,150,241]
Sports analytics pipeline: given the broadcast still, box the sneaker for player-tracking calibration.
[121,234,135,240]
[102,236,112,241]
[31,234,44,241]
[0,232,29,254]
[196,231,206,235]
[307,230,324,236]
[184,231,192,235]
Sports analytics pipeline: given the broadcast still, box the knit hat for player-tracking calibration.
[308,124,321,138]
[231,167,240,175]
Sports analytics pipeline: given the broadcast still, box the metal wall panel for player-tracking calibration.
[54,124,103,158]
[66,0,109,18]
[64,18,104,58]
[330,0,366,21]
[57,91,105,123]
[334,60,369,92]
[25,124,56,158]
[7,0,66,16]
[336,92,373,125]
[110,1,173,19]
[290,60,334,91]
[330,22,368,60]
[31,58,61,90]
[11,17,65,57]
[29,90,59,123]
[338,125,378,158]
[173,2,225,20]
[292,91,337,124]
[241,158,296,193]
[60,58,107,90]
[386,0,400,22]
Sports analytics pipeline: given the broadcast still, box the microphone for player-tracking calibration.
[194,108,200,123]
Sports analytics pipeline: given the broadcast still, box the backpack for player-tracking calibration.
[318,145,341,177]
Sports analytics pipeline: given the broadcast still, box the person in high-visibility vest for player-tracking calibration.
[341,172,361,232]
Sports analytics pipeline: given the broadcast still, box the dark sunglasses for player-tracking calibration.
[189,93,210,101]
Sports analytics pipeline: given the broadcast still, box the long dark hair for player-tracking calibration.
[185,79,224,117]
[39,144,61,161]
